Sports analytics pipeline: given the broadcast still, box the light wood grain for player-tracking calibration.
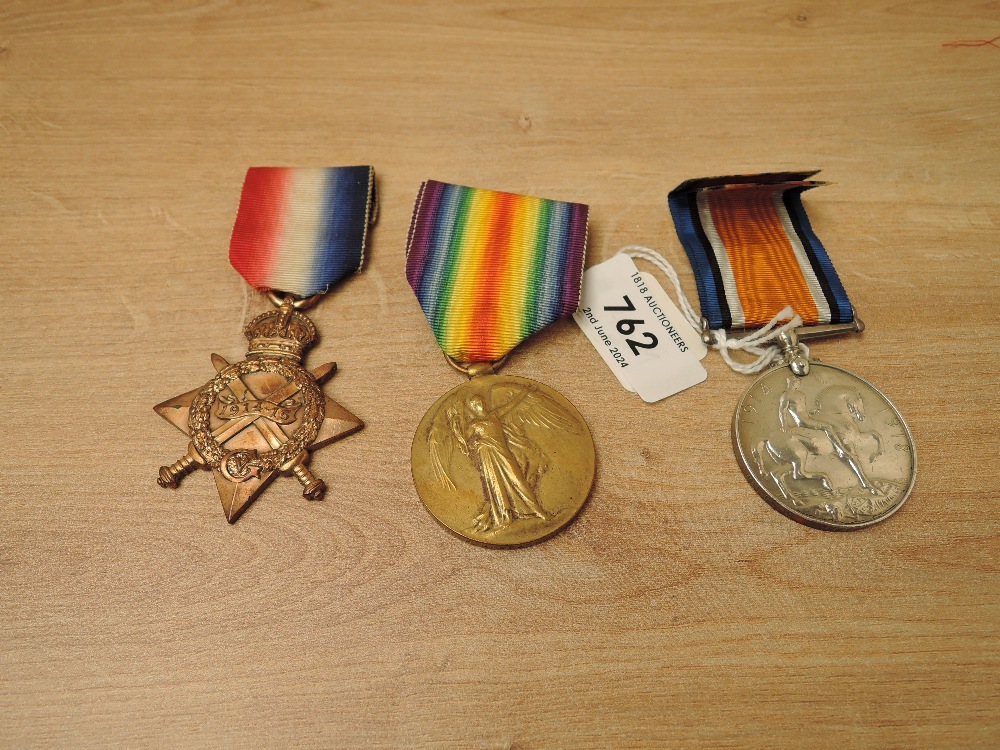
[2,1,998,747]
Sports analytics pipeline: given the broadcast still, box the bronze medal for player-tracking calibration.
[154,166,376,522]
[155,301,363,522]
[404,180,593,546]
[412,371,595,547]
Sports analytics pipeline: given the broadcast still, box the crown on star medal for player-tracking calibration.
[244,305,317,361]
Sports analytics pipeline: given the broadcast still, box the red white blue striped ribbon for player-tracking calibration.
[230,166,376,297]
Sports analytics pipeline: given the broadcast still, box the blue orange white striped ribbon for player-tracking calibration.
[668,172,853,330]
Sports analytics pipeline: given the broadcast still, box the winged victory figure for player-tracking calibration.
[426,383,582,534]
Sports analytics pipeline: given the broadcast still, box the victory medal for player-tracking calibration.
[155,167,376,522]
[405,181,595,547]
[669,172,916,529]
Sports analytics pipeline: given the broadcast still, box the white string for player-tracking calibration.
[618,245,807,375]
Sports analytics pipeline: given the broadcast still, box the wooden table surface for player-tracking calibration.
[3,2,998,747]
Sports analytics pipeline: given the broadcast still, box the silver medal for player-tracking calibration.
[731,328,916,530]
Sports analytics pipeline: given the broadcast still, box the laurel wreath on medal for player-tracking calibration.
[188,358,324,474]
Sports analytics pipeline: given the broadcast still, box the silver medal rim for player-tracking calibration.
[732,361,917,531]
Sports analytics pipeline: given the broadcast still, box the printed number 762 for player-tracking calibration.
[604,295,658,355]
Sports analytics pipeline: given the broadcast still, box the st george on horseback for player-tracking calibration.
[753,377,884,506]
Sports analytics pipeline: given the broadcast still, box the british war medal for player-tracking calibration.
[155,167,376,522]
[669,172,916,529]
[406,180,595,546]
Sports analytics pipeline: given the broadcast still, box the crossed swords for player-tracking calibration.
[157,356,335,500]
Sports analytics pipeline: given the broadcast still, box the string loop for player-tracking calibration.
[618,245,806,375]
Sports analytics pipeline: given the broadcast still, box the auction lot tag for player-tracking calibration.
[573,254,708,402]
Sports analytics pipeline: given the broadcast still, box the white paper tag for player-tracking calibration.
[573,254,708,402]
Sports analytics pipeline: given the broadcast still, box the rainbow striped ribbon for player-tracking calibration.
[230,166,376,297]
[406,180,589,363]
[668,171,853,330]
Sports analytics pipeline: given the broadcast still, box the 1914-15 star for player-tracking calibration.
[154,353,362,523]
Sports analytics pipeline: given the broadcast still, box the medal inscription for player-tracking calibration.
[733,362,916,529]
[412,375,595,546]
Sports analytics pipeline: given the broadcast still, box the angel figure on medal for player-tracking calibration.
[406,180,595,546]
[425,383,582,535]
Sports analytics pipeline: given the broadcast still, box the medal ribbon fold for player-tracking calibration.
[405,180,589,363]
[668,171,853,330]
[230,166,376,297]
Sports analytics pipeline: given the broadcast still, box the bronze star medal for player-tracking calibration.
[153,165,376,523]
[155,300,362,522]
